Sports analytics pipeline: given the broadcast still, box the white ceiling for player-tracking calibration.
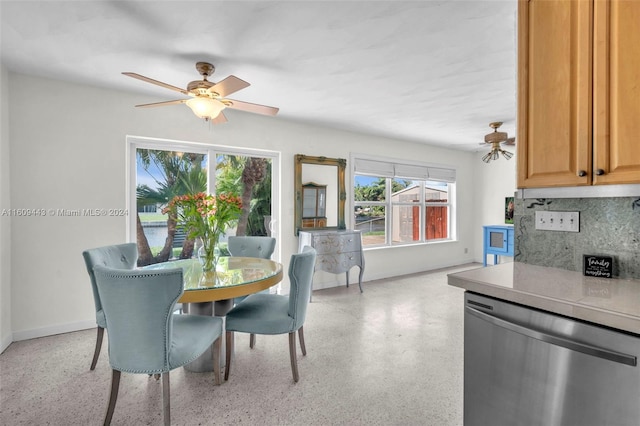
[0,0,517,151]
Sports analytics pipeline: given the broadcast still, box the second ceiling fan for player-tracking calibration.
[123,61,279,123]
[481,121,515,163]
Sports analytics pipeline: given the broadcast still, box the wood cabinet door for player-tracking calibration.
[593,0,640,184]
[517,0,593,188]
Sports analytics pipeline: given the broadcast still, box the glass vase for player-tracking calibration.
[197,238,220,286]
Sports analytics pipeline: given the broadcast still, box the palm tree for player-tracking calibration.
[136,182,178,265]
[174,167,207,259]
[246,161,272,235]
[215,155,271,236]
[236,157,268,236]
[136,149,205,266]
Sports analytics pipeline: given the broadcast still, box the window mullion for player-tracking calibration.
[420,182,426,243]
[386,177,392,245]
[207,149,216,194]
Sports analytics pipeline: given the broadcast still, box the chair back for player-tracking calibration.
[228,236,276,259]
[92,265,183,374]
[288,246,317,330]
[82,243,138,315]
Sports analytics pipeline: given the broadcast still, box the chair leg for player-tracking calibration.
[91,326,105,371]
[104,369,121,426]
[288,332,299,383]
[162,373,170,426]
[224,331,233,381]
[298,326,307,356]
[249,333,256,349]
[212,336,221,386]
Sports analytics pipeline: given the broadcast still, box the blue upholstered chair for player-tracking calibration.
[82,243,138,371]
[228,236,277,348]
[92,265,223,425]
[224,246,317,383]
[228,236,276,260]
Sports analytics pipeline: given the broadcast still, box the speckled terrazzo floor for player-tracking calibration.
[0,264,478,426]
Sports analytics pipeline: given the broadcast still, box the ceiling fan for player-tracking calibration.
[481,121,515,163]
[123,62,279,123]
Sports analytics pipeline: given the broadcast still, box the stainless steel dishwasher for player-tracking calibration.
[464,292,640,426]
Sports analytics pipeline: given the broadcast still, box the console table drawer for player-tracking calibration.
[311,234,361,254]
[316,251,363,274]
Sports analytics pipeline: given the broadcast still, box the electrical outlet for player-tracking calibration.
[535,211,580,232]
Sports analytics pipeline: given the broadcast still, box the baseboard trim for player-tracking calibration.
[12,320,96,343]
[0,334,12,354]
[311,259,477,290]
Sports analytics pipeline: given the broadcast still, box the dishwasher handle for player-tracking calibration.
[466,306,637,367]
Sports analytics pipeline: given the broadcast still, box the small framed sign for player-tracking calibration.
[583,255,613,278]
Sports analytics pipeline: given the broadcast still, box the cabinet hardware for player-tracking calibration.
[595,169,605,176]
[578,170,587,177]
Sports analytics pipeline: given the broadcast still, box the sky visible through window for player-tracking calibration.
[136,160,161,189]
[136,150,208,190]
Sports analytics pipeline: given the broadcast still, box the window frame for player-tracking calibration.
[350,153,456,249]
[126,135,281,261]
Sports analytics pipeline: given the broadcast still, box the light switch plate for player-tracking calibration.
[535,211,580,232]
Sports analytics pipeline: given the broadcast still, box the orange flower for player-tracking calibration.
[163,192,243,247]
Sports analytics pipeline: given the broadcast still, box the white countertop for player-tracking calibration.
[448,262,640,335]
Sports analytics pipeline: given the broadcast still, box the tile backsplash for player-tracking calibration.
[514,197,640,279]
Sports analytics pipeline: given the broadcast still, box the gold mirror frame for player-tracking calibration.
[294,154,346,235]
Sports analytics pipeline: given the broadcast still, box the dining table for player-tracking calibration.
[143,256,283,372]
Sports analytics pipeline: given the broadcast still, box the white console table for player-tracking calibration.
[298,229,365,296]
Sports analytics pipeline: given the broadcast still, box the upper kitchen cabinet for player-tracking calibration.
[517,0,640,188]
[593,0,640,185]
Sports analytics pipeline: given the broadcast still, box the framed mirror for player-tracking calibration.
[294,154,346,235]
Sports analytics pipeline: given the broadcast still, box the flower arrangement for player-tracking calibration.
[163,192,243,272]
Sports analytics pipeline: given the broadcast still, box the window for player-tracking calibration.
[352,155,455,248]
[127,136,279,266]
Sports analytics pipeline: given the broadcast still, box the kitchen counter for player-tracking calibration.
[448,262,640,335]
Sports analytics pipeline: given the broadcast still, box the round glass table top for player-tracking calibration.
[143,256,283,303]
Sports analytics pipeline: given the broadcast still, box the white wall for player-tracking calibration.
[5,71,483,343]
[472,149,517,264]
[0,63,12,352]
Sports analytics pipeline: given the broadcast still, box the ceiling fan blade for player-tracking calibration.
[208,75,250,97]
[134,99,186,108]
[211,111,228,124]
[225,99,279,116]
[504,137,516,145]
[123,72,189,95]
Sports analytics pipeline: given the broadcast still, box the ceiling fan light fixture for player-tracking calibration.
[501,149,514,160]
[185,97,225,120]
[482,147,513,163]
[124,62,277,124]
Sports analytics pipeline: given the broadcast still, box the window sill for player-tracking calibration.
[363,238,456,251]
